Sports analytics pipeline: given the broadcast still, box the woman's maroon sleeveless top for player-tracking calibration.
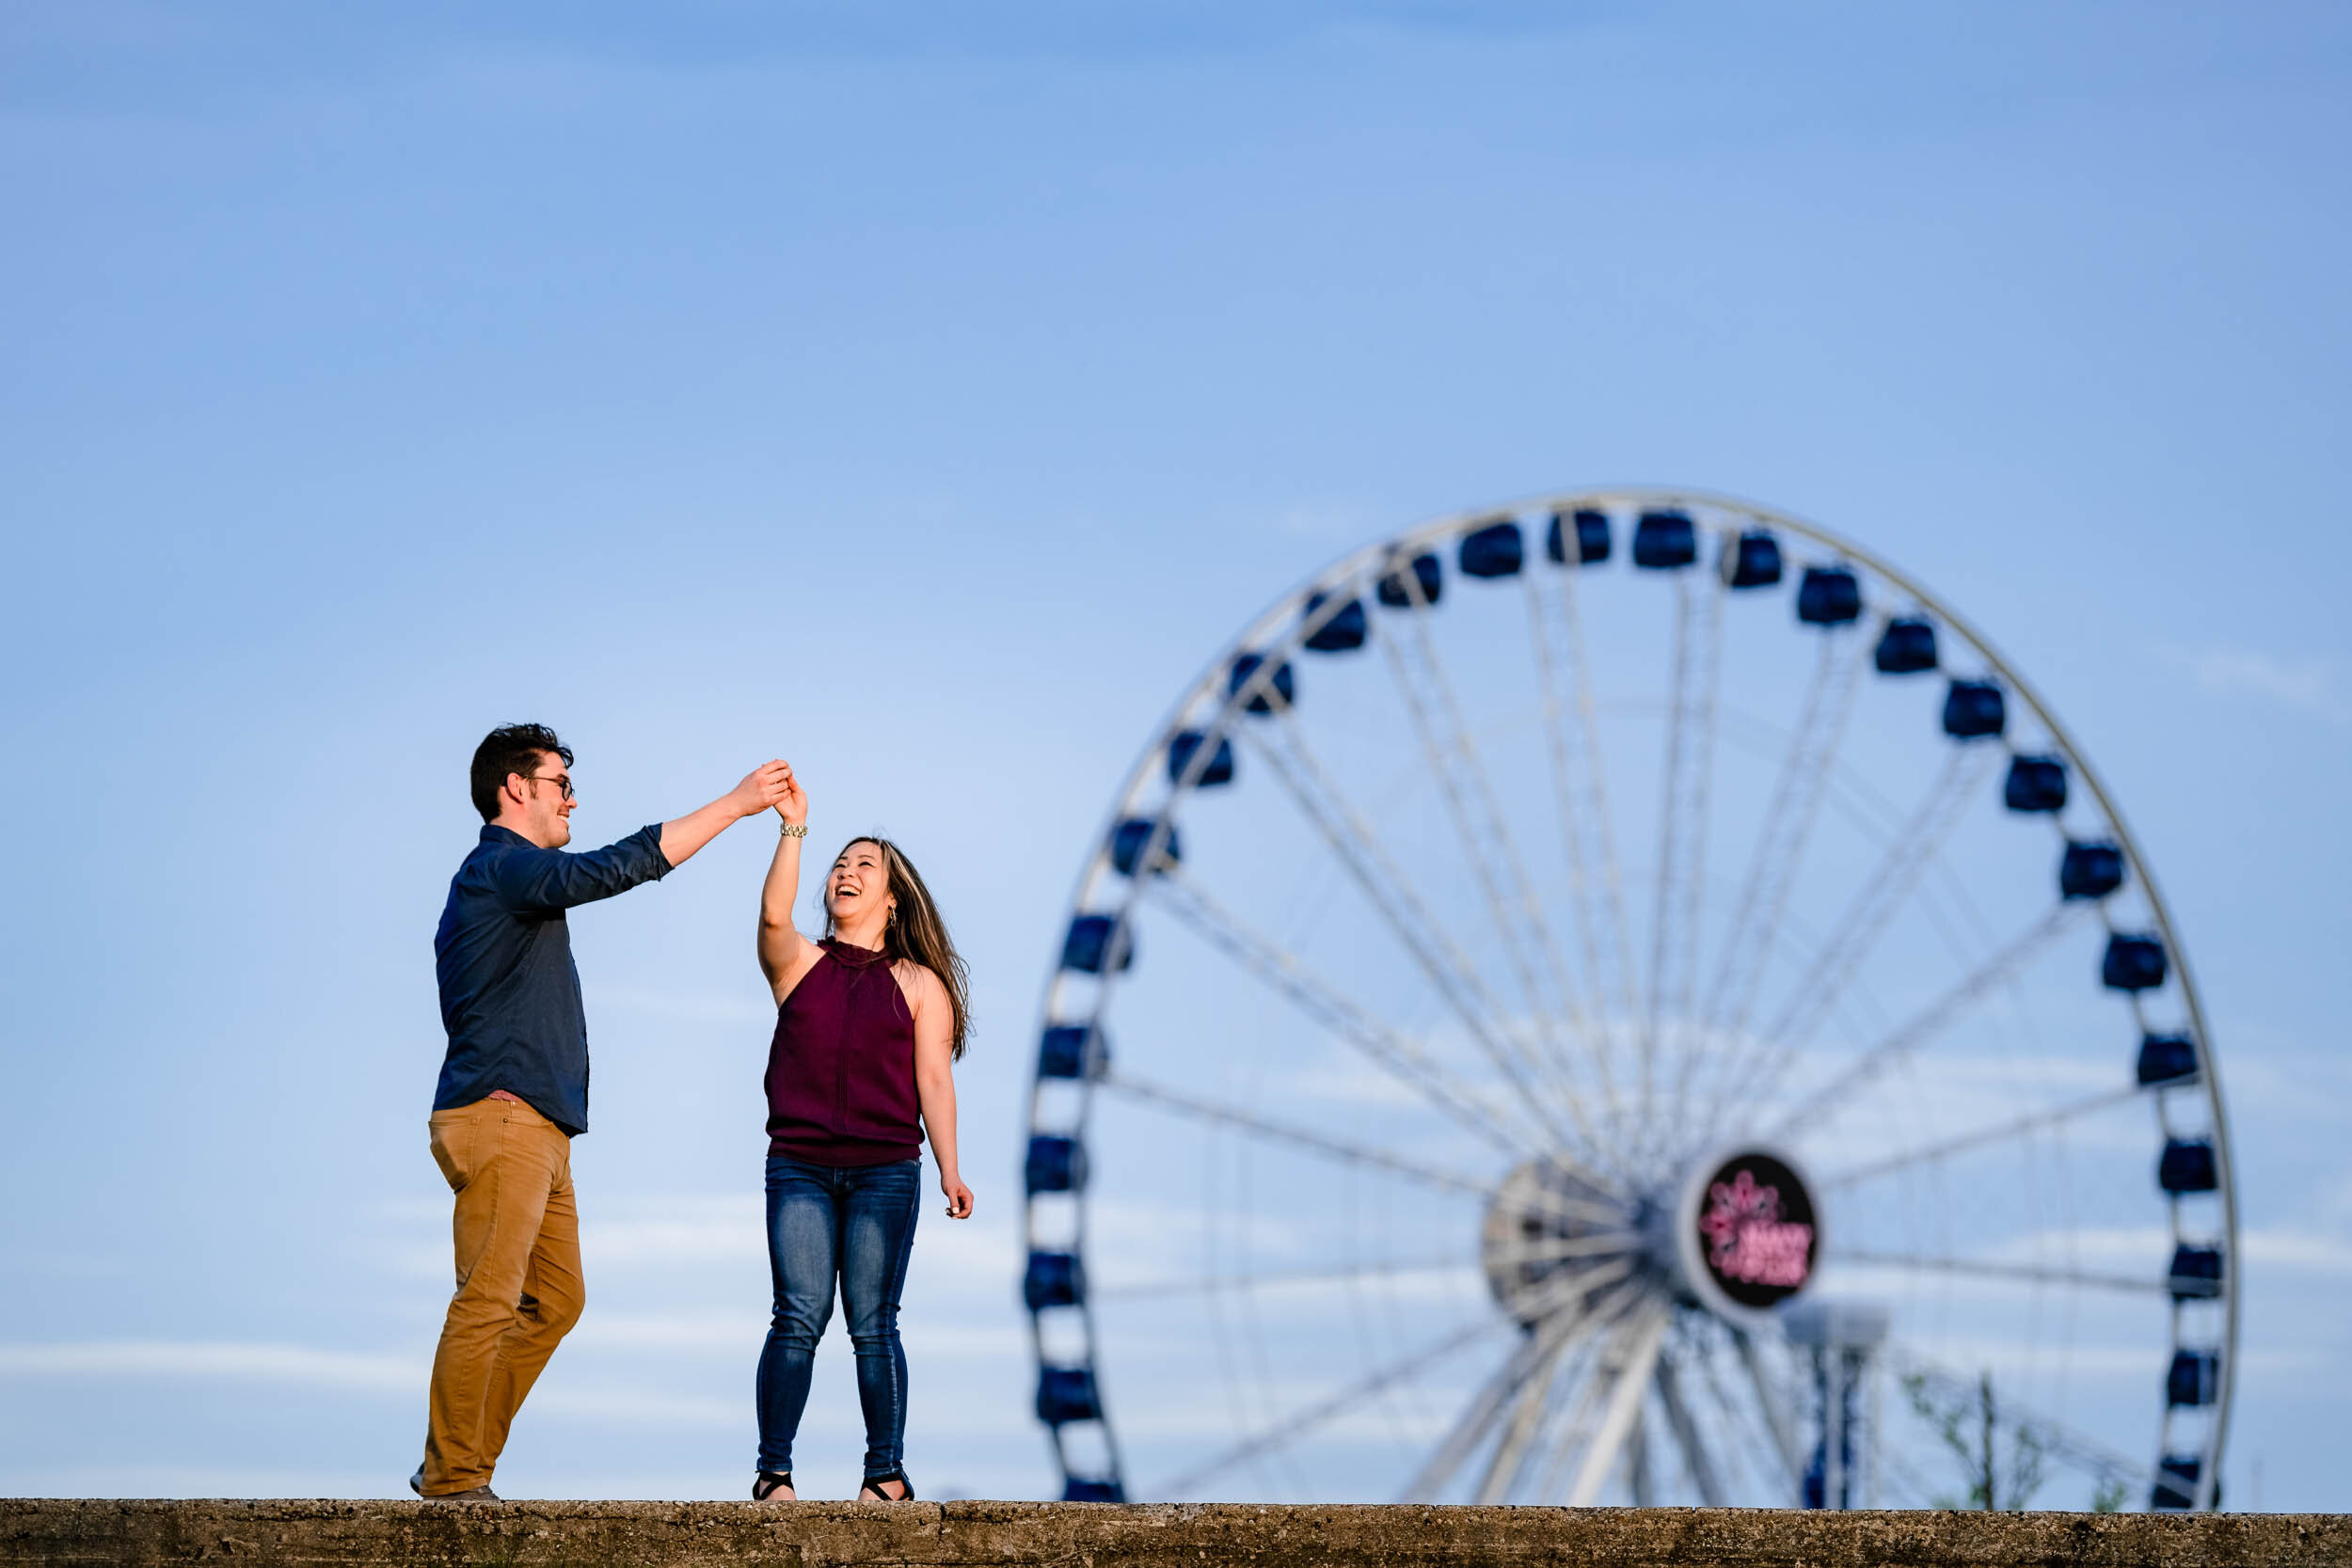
[764,939,922,1165]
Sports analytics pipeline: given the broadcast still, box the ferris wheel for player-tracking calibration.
[1020,487,2237,1512]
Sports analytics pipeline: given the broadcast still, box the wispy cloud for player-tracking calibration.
[2165,643,2351,725]
[0,1340,419,1392]
[0,1338,742,1425]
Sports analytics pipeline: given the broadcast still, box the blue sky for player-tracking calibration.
[3,0,2348,1512]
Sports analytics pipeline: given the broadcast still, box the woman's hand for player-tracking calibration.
[775,763,807,827]
[941,1172,974,1220]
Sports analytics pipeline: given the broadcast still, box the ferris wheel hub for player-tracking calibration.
[1478,1160,1642,1326]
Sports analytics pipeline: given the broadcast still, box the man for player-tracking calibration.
[415,722,790,1500]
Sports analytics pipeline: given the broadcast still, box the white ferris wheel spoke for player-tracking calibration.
[1408,1270,1645,1501]
[1639,571,1725,1173]
[1235,717,1587,1157]
[1367,576,1607,1148]
[1651,1346,1728,1506]
[1825,1247,2168,1295]
[1562,1299,1673,1505]
[1698,741,1999,1144]
[1758,901,2094,1145]
[1695,627,1868,1046]
[1401,1324,1561,1501]
[1149,867,1557,1161]
[1096,1071,1496,1198]
[1818,1081,2145,1191]
[1153,1311,1508,1498]
[1472,1328,1576,1503]
[1093,1253,1474,1299]
[1098,1231,1636,1302]
[1523,567,1637,1122]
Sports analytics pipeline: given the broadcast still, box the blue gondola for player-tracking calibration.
[1038,1023,1108,1081]
[1546,507,1611,565]
[1943,679,2007,739]
[2102,932,2167,991]
[1721,530,1782,589]
[2059,841,2125,900]
[2167,1244,2225,1299]
[1108,818,1180,877]
[2151,1454,2201,1511]
[1375,551,1443,608]
[1062,1478,1125,1503]
[1036,1365,1103,1424]
[2167,1349,2220,1407]
[1875,616,1938,673]
[1301,590,1367,653]
[1024,1250,1087,1310]
[1025,1135,1089,1196]
[1459,520,1524,578]
[2159,1137,2218,1194]
[2136,1033,2198,1086]
[1796,566,1862,625]
[2003,754,2067,813]
[1166,730,1234,787]
[1060,915,1133,974]
[1632,510,1697,569]
[1227,653,1295,715]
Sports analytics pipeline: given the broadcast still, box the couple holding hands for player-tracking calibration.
[421,724,972,1503]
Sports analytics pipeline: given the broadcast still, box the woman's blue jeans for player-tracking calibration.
[755,1154,921,1478]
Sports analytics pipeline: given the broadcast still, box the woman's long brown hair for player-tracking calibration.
[824,835,972,1059]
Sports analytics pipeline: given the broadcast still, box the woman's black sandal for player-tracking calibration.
[752,1471,794,1501]
[858,1471,914,1501]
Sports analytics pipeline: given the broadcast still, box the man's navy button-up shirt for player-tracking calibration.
[433,822,672,1135]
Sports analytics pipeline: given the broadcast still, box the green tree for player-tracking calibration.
[1901,1370,2048,1511]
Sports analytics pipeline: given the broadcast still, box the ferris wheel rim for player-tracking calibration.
[1024,483,2236,1511]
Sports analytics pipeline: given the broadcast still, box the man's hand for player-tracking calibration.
[775,763,808,827]
[660,761,792,870]
[727,760,792,820]
[941,1172,974,1220]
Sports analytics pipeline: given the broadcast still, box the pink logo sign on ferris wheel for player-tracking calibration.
[1674,1147,1821,1316]
[1701,1166,1815,1290]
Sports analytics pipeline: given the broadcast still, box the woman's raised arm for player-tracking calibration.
[756,764,819,1001]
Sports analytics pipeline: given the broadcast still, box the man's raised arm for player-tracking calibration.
[660,761,793,868]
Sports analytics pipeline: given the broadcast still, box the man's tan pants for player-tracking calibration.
[421,1096,582,1496]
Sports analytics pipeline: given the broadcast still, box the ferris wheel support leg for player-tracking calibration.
[1732,1326,1805,1506]
[1653,1345,1727,1506]
[1405,1274,1640,1502]
[1566,1302,1671,1506]
[1472,1330,1573,1504]
[1402,1329,1550,1502]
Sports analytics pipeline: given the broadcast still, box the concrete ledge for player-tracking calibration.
[4,1501,2347,1568]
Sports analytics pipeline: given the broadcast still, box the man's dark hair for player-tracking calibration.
[470,723,574,823]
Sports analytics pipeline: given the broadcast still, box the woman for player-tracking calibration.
[751,763,973,1503]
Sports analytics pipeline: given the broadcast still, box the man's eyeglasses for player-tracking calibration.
[524,773,575,800]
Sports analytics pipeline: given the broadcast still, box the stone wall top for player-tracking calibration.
[5,1500,2347,1568]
